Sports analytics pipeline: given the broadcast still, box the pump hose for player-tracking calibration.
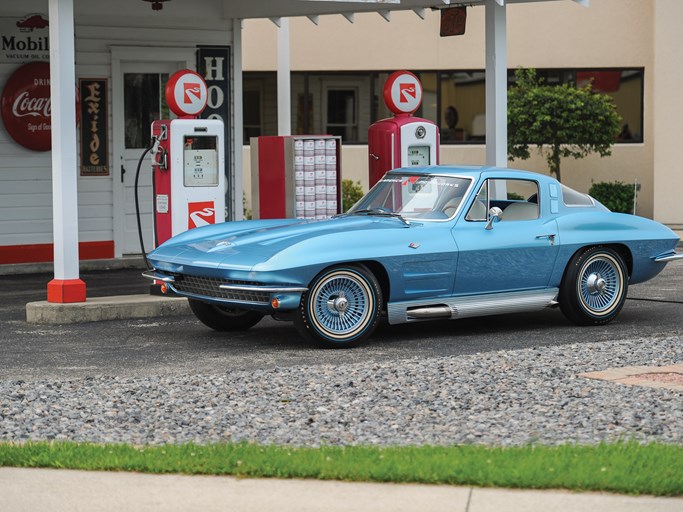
[134,137,157,270]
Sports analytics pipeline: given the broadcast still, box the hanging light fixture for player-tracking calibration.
[142,0,170,11]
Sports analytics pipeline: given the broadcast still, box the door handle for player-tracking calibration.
[535,233,556,245]
[121,164,126,183]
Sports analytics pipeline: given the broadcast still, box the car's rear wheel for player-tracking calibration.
[188,299,264,331]
[559,246,628,326]
[294,265,382,348]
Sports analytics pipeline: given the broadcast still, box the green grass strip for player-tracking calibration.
[1,441,681,496]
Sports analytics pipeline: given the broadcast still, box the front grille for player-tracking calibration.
[169,273,270,304]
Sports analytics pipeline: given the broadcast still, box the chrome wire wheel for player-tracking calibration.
[294,265,382,348]
[577,254,623,316]
[559,246,628,326]
[309,271,373,339]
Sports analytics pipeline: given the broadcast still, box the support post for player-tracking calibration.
[47,0,86,303]
[232,18,244,221]
[485,0,508,167]
[277,18,291,136]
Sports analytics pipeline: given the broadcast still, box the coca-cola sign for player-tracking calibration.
[1,61,51,151]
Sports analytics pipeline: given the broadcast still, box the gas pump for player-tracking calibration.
[368,70,439,188]
[133,69,225,293]
[149,69,225,248]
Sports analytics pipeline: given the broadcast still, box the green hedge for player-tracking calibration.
[588,181,634,214]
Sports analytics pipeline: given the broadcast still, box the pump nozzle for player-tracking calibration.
[150,136,168,170]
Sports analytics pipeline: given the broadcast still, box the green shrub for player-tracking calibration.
[588,181,634,214]
[507,192,525,201]
[342,179,365,212]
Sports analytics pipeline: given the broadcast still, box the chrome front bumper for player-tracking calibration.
[142,269,307,309]
[653,250,683,262]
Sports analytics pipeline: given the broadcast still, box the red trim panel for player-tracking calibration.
[47,278,87,303]
[0,241,115,265]
[256,136,286,219]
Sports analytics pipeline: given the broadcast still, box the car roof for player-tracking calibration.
[386,165,548,181]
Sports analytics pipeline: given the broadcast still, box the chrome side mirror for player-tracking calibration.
[485,207,503,230]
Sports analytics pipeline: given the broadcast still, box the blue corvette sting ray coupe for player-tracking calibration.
[144,166,682,348]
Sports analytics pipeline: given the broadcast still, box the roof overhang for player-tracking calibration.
[221,0,588,20]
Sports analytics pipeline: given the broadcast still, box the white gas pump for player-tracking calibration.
[368,70,440,188]
[149,69,225,248]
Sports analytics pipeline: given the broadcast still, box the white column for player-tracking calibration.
[485,0,508,167]
[48,0,85,302]
[277,17,291,136]
[232,18,245,221]
[653,0,683,226]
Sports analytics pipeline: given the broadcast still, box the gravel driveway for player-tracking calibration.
[1,334,680,447]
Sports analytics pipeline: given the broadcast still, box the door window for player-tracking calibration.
[124,73,170,149]
[466,178,540,221]
[325,88,357,140]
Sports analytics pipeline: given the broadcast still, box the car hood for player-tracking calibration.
[148,215,415,271]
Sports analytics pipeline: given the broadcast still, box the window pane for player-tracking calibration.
[578,70,643,143]
[243,89,261,126]
[417,72,437,123]
[327,90,356,124]
[562,184,594,207]
[124,73,169,149]
[439,71,486,143]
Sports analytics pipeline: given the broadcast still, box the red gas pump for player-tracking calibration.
[150,69,225,248]
[368,70,439,188]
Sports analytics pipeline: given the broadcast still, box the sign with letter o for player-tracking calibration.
[165,69,208,117]
[383,70,423,115]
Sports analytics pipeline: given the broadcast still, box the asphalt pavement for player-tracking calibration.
[1,263,681,381]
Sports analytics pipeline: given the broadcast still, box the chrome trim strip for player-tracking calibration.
[653,251,683,262]
[142,270,175,283]
[387,288,559,325]
[167,286,270,307]
[219,284,308,293]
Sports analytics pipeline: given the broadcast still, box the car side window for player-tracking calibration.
[466,181,488,221]
[467,178,540,222]
[499,179,539,221]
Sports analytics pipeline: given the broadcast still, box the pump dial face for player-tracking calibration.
[407,145,430,166]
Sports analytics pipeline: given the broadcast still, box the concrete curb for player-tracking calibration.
[1,468,682,512]
[25,295,190,324]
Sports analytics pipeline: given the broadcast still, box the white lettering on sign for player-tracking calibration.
[203,56,224,81]
[12,91,51,117]
[207,85,224,109]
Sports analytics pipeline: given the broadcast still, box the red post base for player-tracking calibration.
[47,279,87,303]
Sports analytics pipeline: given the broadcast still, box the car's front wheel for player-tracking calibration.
[188,299,264,331]
[294,265,382,348]
[559,246,628,326]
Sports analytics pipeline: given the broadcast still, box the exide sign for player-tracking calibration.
[1,62,52,151]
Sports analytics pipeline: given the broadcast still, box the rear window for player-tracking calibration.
[562,184,594,207]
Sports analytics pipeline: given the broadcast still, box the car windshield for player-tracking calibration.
[348,174,472,221]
